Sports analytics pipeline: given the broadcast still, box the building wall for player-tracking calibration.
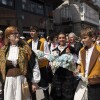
[53,1,100,36]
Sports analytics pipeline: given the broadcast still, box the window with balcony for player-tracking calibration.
[22,0,44,15]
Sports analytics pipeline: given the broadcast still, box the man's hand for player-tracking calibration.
[32,83,39,92]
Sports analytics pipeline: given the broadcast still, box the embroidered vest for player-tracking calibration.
[80,45,100,84]
[27,39,48,68]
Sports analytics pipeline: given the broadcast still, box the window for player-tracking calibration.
[8,0,14,7]
[45,5,53,16]
[22,4,25,9]
[2,0,7,5]
[1,0,14,7]
[22,0,26,3]
[31,2,37,12]
[0,0,2,3]
[36,4,44,15]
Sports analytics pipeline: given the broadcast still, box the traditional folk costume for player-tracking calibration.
[50,45,76,100]
[27,38,50,100]
[75,44,100,100]
[0,40,40,100]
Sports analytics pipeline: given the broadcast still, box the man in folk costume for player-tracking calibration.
[27,26,50,100]
[0,26,40,100]
[75,27,100,100]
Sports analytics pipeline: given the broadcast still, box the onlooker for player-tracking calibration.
[0,30,4,49]
[48,34,58,53]
[96,35,100,45]
[68,32,83,56]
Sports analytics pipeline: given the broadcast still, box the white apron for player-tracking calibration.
[4,76,30,100]
[74,80,88,100]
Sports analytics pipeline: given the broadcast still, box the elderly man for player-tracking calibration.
[68,32,83,56]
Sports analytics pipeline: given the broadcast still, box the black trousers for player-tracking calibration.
[88,84,100,100]
[38,67,50,100]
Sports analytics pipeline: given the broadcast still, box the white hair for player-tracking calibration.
[0,30,3,34]
[68,32,76,37]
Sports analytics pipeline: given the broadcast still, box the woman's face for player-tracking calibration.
[8,30,20,45]
[58,34,66,46]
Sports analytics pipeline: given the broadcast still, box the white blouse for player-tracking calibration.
[77,46,94,77]
[7,45,19,67]
[7,45,40,83]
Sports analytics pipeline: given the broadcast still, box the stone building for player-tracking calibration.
[53,0,100,36]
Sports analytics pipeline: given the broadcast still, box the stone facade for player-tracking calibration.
[53,0,100,36]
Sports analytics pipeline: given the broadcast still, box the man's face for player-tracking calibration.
[68,36,75,43]
[30,30,38,38]
[82,35,93,47]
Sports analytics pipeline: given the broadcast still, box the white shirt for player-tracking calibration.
[32,39,38,53]
[32,59,41,83]
[7,44,40,83]
[7,45,19,67]
[58,45,67,52]
[7,45,19,61]
[85,46,94,77]
[32,38,50,55]
[50,43,58,53]
[77,46,94,77]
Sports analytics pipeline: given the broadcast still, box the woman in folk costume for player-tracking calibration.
[0,26,40,100]
[50,32,76,100]
[74,27,100,100]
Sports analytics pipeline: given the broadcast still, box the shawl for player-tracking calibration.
[0,42,32,81]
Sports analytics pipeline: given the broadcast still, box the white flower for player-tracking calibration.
[48,53,76,72]
[52,51,59,57]
[35,50,44,59]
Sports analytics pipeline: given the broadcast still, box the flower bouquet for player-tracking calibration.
[35,50,49,68]
[49,53,76,72]
[35,50,88,84]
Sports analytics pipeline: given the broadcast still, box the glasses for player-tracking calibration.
[10,33,20,38]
